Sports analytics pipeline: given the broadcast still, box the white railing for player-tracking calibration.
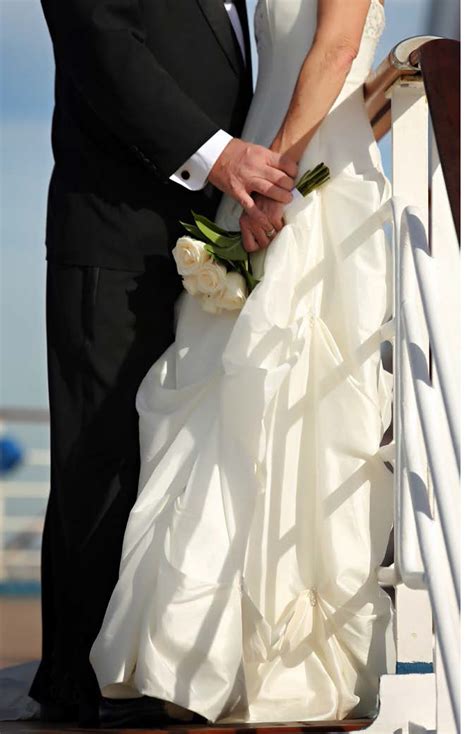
[0,420,49,585]
[364,37,460,734]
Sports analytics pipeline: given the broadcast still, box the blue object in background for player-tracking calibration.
[0,435,24,474]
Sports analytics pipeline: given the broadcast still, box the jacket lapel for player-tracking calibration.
[195,0,243,75]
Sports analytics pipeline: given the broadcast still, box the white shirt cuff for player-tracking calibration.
[170,130,233,191]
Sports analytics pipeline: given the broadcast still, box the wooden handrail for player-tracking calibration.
[364,36,460,241]
[416,40,460,241]
[0,408,49,423]
[364,36,439,140]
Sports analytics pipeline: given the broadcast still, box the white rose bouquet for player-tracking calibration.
[172,162,330,314]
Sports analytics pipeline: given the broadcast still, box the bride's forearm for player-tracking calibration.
[270,0,372,163]
[270,45,355,162]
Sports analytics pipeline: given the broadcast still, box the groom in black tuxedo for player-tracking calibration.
[31,0,297,725]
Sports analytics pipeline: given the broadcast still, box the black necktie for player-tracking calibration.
[232,0,251,68]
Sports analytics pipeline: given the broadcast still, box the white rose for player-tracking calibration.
[199,294,222,314]
[172,236,210,276]
[195,260,227,296]
[182,275,199,296]
[217,271,248,311]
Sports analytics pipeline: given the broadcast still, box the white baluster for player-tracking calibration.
[388,78,434,671]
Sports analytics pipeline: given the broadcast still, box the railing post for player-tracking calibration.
[0,487,5,582]
[363,36,460,733]
[388,79,433,672]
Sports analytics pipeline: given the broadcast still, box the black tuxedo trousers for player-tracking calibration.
[30,260,182,711]
[30,0,252,712]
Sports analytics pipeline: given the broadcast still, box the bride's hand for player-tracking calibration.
[240,194,286,252]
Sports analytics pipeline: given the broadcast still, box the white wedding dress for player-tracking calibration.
[90,0,395,724]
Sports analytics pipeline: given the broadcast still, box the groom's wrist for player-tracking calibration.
[170,130,233,191]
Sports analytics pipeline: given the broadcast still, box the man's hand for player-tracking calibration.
[240,194,286,252]
[208,138,297,234]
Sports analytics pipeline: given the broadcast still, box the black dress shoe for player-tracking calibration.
[39,702,79,722]
[99,695,207,729]
[78,699,100,728]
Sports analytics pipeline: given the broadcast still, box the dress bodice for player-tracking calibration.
[254,0,385,82]
[249,0,385,144]
[217,0,386,229]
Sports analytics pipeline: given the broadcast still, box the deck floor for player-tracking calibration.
[0,722,373,733]
[0,600,375,733]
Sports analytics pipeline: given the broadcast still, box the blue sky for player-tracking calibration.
[0,0,433,408]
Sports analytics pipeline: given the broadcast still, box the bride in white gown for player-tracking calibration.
[90,0,395,723]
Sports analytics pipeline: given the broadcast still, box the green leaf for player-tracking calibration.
[211,240,249,261]
[180,221,208,241]
[203,244,248,266]
[192,212,240,239]
[204,246,231,267]
[204,243,218,257]
[195,221,242,251]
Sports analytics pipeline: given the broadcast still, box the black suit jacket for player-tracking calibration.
[41,0,252,270]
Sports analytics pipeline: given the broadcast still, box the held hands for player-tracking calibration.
[208,138,297,248]
[239,195,286,253]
